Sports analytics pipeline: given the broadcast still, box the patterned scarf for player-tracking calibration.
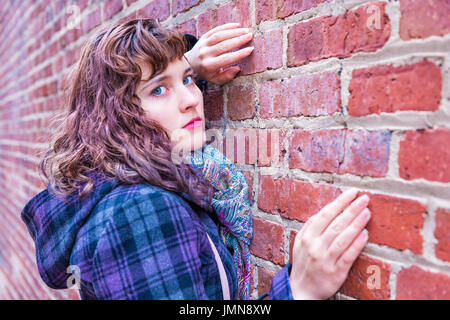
[180,142,253,300]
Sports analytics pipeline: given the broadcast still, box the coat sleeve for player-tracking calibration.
[91,191,210,300]
[257,264,294,300]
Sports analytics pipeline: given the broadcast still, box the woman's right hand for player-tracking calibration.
[289,188,371,300]
[184,23,254,86]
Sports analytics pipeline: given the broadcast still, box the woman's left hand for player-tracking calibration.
[184,23,254,86]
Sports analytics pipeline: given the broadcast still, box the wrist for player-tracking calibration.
[184,51,203,80]
[289,273,320,300]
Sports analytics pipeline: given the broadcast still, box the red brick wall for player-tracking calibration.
[0,0,449,300]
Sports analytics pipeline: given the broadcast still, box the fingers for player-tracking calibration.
[328,207,371,263]
[201,22,241,40]
[335,228,369,270]
[206,27,252,47]
[304,188,359,239]
[206,46,254,73]
[210,66,241,85]
[207,31,253,59]
[320,194,370,249]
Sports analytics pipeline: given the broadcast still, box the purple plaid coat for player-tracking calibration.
[21,173,293,300]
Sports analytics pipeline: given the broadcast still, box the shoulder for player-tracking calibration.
[95,182,204,246]
[96,182,194,218]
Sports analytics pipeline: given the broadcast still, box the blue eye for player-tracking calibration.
[183,75,194,85]
[151,86,166,96]
[150,75,195,97]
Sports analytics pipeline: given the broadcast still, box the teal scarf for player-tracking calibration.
[180,142,253,300]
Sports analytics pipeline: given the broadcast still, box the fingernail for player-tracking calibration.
[359,208,371,221]
[359,229,368,241]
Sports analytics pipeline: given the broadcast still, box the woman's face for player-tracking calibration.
[136,57,206,153]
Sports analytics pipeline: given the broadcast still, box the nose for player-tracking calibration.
[177,83,200,113]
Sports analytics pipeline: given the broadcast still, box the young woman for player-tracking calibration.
[21,19,371,300]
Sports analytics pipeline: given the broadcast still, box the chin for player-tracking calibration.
[171,127,206,153]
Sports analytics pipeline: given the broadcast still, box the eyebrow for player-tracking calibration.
[140,66,194,92]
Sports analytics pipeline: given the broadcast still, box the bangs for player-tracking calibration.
[115,19,188,81]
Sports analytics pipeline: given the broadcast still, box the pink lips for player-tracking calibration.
[183,116,202,129]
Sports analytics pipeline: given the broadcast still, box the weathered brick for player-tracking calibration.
[174,18,197,36]
[242,171,254,205]
[361,192,427,254]
[223,128,285,166]
[250,217,285,265]
[257,267,275,296]
[238,29,283,75]
[227,83,255,120]
[172,0,203,16]
[256,0,329,23]
[259,71,341,118]
[203,87,224,121]
[348,60,442,116]
[289,129,391,177]
[288,229,298,264]
[396,265,450,299]
[82,6,101,34]
[340,255,391,300]
[258,175,341,222]
[197,0,251,37]
[137,0,170,21]
[398,128,450,183]
[103,0,123,20]
[435,208,450,262]
[287,2,390,66]
[400,0,450,40]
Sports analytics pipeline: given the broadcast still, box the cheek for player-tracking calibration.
[141,103,175,134]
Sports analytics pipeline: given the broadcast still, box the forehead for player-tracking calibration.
[138,57,189,81]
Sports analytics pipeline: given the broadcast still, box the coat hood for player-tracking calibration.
[20,173,119,289]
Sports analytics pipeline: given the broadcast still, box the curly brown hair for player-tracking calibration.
[39,18,215,211]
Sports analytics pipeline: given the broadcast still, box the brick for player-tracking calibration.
[223,128,285,166]
[82,6,102,33]
[400,0,450,40]
[348,60,442,116]
[398,128,450,183]
[259,71,341,119]
[227,82,255,120]
[116,12,137,25]
[258,175,341,222]
[203,87,224,121]
[396,265,450,299]
[242,171,253,205]
[174,18,197,36]
[289,129,391,177]
[287,2,390,66]
[257,267,275,296]
[340,255,391,300]
[238,29,283,75]
[435,208,450,262]
[256,0,329,23]
[250,217,285,265]
[103,0,123,20]
[172,0,203,16]
[288,229,298,264]
[137,0,170,21]
[197,0,251,37]
[361,192,427,254]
